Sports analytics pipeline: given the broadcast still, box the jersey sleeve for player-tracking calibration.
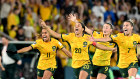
[92,31,100,37]
[31,41,38,49]
[110,34,119,42]
[61,33,71,42]
[56,40,64,49]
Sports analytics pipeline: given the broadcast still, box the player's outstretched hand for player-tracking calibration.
[68,13,77,22]
[39,19,46,27]
[87,36,96,42]
[6,50,17,54]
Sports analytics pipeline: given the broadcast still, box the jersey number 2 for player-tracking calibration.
[75,48,81,53]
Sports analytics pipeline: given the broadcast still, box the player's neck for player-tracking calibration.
[44,38,51,42]
[124,32,132,36]
[75,33,83,37]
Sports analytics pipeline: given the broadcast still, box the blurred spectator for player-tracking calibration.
[0,0,11,34]
[0,21,4,32]
[37,0,52,21]
[9,25,17,39]
[23,20,36,41]
[15,27,25,41]
[91,0,106,23]
[0,36,22,79]
[94,16,104,29]
[7,0,21,31]
[25,7,38,26]
[104,5,116,24]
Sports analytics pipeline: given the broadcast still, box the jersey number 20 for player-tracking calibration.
[75,48,81,53]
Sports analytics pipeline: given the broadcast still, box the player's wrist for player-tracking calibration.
[92,42,96,46]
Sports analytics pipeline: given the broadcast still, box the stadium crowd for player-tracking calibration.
[0,0,140,79]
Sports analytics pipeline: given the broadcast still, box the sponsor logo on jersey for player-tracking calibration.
[52,46,56,51]
[83,41,87,47]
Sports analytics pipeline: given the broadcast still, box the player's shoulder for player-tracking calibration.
[133,33,140,37]
[51,38,60,43]
[62,33,74,36]
[93,31,102,34]
[112,33,123,37]
[84,34,90,37]
[36,39,43,43]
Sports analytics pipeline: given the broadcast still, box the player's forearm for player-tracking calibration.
[96,43,113,51]
[85,26,93,35]
[95,38,112,42]
[43,25,61,39]
[17,46,32,53]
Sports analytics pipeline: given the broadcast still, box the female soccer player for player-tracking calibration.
[89,20,139,79]
[40,19,116,79]
[68,14,115,79]
[7,28,72,79]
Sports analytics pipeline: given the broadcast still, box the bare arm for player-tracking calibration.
[89,37,112,42]
[95,43,114,51]
[85,26,93,35]
[68,14,93,35]
[17,46,32,53]
[0,56,5,71]
[40,19,61,39]
[61,48,72,58]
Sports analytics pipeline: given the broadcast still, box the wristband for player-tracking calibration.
[92,42,96,46]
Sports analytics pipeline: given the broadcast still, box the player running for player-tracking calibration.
[40,19,116,79]
[68,14,116,79]
[89,20,139,79]
[7,28,72,79]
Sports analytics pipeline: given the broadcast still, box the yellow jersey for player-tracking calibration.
[111,33,139,68]
[61,33,92,68]
[92,31,115,66]
[31,38,64,70]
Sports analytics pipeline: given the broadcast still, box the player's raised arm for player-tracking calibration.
[92,42,117,52]
[7,46,33,54]
[68,14,93,35]
[39,19,61,39]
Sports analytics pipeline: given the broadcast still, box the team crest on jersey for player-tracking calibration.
[133,41,137,45]
[83,41,87,47]
[52,46,56,51]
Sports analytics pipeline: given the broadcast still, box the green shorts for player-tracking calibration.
[90,65,110,77]
[73,63,92,79]
[37,68,57,77]
[119,62,138,78]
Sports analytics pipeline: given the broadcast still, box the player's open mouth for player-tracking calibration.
[124,29,127,32]
[75,28,79,32]
[43,36,47,39]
